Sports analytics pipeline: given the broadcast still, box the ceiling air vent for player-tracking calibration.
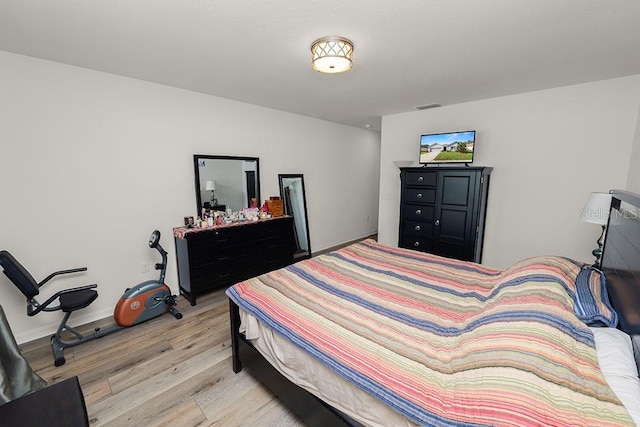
[414,103,442,110]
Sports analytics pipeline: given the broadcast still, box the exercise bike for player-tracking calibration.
[0,230,182,367]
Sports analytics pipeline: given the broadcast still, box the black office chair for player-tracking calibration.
[0,250,98,366]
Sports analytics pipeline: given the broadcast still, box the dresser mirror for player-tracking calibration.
[278,174,311,260]
[194,155,260,216]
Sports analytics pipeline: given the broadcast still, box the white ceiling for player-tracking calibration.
[1,1,640,132]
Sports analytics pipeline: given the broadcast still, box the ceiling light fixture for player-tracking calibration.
[311,36,354,74]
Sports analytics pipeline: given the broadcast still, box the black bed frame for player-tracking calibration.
[228,189,640,426]
[601,190,640,336]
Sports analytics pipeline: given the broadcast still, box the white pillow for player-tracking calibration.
[591,327,640,426]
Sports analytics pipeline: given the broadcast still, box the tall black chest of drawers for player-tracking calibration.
[399,167,492,263]
[174,216,294,305]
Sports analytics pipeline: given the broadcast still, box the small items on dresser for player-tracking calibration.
[267,197,285,217]
[188,202,284,231]
[243,207,260,221]
[259,201,272,219]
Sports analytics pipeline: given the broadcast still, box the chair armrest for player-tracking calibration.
[27,284,97,316]
[38,268,88,288]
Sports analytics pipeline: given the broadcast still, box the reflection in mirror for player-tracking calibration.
[279,174,311,260]
[194,155,260,216]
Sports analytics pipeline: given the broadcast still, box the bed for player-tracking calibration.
[227,189,640,426]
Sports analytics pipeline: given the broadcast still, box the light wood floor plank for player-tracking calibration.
[90,346,231,425]
[81,378,113,407]
[202,379,276,426]
[107,337,229,394]
[140,400,209,427]
[195,364,267,419]
[196,373,274,425]
[104,365,222,427]
[244,398,303,427]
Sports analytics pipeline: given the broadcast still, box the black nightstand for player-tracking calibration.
[203,203,226,212]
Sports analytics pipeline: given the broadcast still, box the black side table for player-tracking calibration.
[0,376,89,426]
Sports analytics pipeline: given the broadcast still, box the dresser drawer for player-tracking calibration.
[192,270,245,292]
[192,250,251,274]
[261,252,292,271]
[404,188,435,204]
[402,204,434,221]
[404,171,436,187]
[400,236,433,252]
[191,249,252,271]
[261,236,293,254]
[402,220,432,237]
[187,226,254,255]
[261,217,295,235]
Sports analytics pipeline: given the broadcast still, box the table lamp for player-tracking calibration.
[580,192,612,267]
[205,180,217,205]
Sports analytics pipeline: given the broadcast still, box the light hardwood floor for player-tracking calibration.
[19,289,306,427]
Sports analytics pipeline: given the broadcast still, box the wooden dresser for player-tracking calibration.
[174,216,294,305]
[399,166,491,263]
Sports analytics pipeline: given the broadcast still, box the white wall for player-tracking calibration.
[626,106,640,193]
[379,75,640,269]
[0,51,380,343]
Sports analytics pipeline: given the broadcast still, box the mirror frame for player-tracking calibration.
[193,155,260,216]
[278,173,312,260]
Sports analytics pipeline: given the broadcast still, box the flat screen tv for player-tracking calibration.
[419,130,476,164]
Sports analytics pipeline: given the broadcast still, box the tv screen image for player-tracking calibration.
[419,130,476,164]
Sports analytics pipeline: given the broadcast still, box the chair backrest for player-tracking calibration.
[0,251,40,299]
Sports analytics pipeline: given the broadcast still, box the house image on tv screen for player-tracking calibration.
[419,131,475,163]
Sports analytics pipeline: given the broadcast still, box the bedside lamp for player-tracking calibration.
[205,180,217,206]
[580,192,612,268]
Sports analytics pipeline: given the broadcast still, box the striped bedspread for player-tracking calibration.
[226,240,633,426]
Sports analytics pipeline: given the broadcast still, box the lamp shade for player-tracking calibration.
[580,192,612,225]
[205,180,216,191]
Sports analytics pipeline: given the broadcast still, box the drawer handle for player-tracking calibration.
[217,256,229,262]
[414,241,420,247]
[435,219,440,226]
[416,193,423,199]
[415,209,422,215]
[417,176,424,182]
[414,225,421,231]
[219,272,231,278]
